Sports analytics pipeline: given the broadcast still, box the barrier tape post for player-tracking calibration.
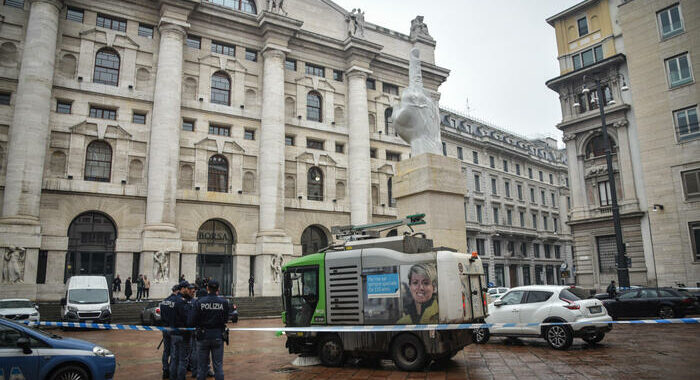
[21,317,700,332]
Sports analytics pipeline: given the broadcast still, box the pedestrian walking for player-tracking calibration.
[124,277,133,301]
[137,274,145,301]
[193,279,229,380]
[160,284,180,379]
[112,274,122,297]
[180,274,186,282]
[170,281,191,380]
[607,280,617,298]
[248,276,254,297]
[145,275,151,299]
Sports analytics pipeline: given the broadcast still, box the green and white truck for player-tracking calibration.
[281,215,488,370]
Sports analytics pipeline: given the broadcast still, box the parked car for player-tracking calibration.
[601,288,695,319]
[140,301,162,325]
[0,299,40,323]
[487,287,509,302]
[224,297,238,323]
[473,285,612,350]
[593,286,643,300]
[675,289,699,314]
[0,316,115,380]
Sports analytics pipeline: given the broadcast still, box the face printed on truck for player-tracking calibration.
[409,273,434,304]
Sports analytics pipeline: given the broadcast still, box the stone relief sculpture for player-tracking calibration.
[347,8,366,38]
[153,250,169,283]
[392,48,442,156]
[266,0,287,16]
[2,246,26,284]
[270,254,283,283]
[410,16,432,40]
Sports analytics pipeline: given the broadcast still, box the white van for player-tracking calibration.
[61,275,112,323]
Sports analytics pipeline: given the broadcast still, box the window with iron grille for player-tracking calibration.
[211,72,231,105]
[84,141,112,182]
[208,124,230,136]
[66,7,84,23]
[138,24,154,38]
[96,14,127,32]
[306,138,324,150]
[132,112,146,124]
[56,100,72,114]
[186,35,201,49]
[89,106,116,120]
[305,63,324,77]
[383,83,398,95]
[207,155,228,192]
[93,49,120,86]
[596,235,617,273]
[211,41,235,56]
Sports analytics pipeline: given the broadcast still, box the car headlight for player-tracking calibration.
[67,306,78,312]
[31,312,38,316]
[101,305,111,312]
[92,346,114,357]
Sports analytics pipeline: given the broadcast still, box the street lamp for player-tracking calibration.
[581,73,631,288]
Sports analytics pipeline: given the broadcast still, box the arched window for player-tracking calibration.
[307,91,322,122]
[301,225,328,255]
[197,219,236,295]
[209,0,257,14]
[585,134,616,159]
[84,140,112,182]
[307,166,323,201]
[384,107,394,135]
[65,211,116,283]
[211,71,231,105]
[208,155,229,192]
[93,48,120,86]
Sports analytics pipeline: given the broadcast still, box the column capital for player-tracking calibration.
[262,45,288,60]
[158,19,188,39]
[346,66,371,80]
[29,0,63,10]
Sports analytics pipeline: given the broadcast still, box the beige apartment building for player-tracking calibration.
[547,0,700,290]
[0,0,451,300]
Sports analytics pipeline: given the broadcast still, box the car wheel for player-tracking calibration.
[390,333,426,371]
[317,334,345,367]
[545,325,573,350]
[48,365,89,380]
[658,305,675,319]
[472,328,490,344]
[582,332,605,344]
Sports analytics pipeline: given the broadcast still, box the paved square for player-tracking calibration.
[59,319,699,379]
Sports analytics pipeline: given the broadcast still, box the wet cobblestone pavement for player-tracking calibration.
[59,318,700,379]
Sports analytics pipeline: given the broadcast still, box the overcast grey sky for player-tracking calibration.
[333,0,580,141]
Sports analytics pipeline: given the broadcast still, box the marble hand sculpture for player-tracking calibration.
[392,48,442,156]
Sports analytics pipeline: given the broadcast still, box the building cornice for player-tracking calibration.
[546,53,626,91]
[546,0,600,26]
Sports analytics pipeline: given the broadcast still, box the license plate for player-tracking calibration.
[589,306,602,314]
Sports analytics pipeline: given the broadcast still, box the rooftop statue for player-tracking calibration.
[347,8,366,38]
[392,48,442,156]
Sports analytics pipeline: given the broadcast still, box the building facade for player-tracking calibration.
[0,0,449,300]
[440,110,574,288]
[617,0,700,287]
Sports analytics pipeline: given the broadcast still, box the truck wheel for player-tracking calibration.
[545,325,573,350]
[48,365,89,380]
[317,335,345,367]
[391,334,426,371]
[472,328,490,344]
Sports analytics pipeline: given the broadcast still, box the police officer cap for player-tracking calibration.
[187,282,196,289]
[171,284,180,292]
[207,280,219,290]
[179,281,190,289]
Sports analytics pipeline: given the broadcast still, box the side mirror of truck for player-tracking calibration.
[60,298,67,306]
[493,299,503,307]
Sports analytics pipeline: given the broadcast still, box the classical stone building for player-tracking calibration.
[0,0,450,300]
[546,0,699,289]
[440,110,574,287]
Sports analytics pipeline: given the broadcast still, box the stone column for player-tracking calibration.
[346,69,372,225]
[565,138,586,216]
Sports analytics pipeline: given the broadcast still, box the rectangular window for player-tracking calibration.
[519,211,525,227]
[515,163,520,175]
[541,190,546,205]
[530,187,536,203]
[36,250,47,284]
[285,135,294,146]
[554,245,561,259]
[186,35,201,49]
[474,174,481,192]
[476,238,485,256]
[491,177,498,195]
[544,244,551,258]
[539,170,544,181]
[533,243,540,258]
[598,181,611,206]
[180,119,195,132]
[476,205,483,223]
[682,169,700,199]
[333,69,343,82]
[211,40,236,56]
[535,265,544,285]
[503,160,508,172]
[517,184,523,200]
[532,214,538,229]
[89,106,116,120]
[306,138,324,150]
[285,58,297,71]
[132,112,146,124]
[528,168,533,179]
[551,193,556,207]
[493,240,501,257]
[457,147,463,160]
[572,45,604,70]
[335,143,345,153]
[138,24,154,38]
[0,92,10,105]
[566,177,570,187]
[56,100,72,114]
[472,151,479,164]
[442,142,447,156]
[522,265,531,285]
[495,265,505,287]
[666,53,693,88]
[567,196,571,209]
[504,181,511,198]
[245,48,257,62]
[506,209,513,226]
[305,63,325,77]
[96,14,127,32]
[209,124,230,136]
[543,216,548,231]
[493,207,499,225]
[386,151,401,162]
[370,148,377,158]
[66,7,84,23]
[658,4,684,39]
[674,106,699,141]
[383,83,399,95]
[596,235,617,273]
[553,217,559,232]
[577,17,588,37]
[366,78,376,90]
[489,156,495,168]
[549,173,553,184]
[4,0,24,8]
[244,129,255,140]
[690,222,700,261]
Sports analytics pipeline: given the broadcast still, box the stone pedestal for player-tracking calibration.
[255,231,292,296]
[394,153,467,253]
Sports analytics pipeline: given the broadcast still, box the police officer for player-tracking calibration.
[193,279,229,380]
[160,284,180,379]
[184,283,198,378]
[170,281,192,380]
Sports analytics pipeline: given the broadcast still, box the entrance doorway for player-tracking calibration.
[509,265,518,287]
[197,219,235,295]
[65,211,116,284]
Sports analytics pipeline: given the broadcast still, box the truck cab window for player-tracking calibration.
[284,266,319,326]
